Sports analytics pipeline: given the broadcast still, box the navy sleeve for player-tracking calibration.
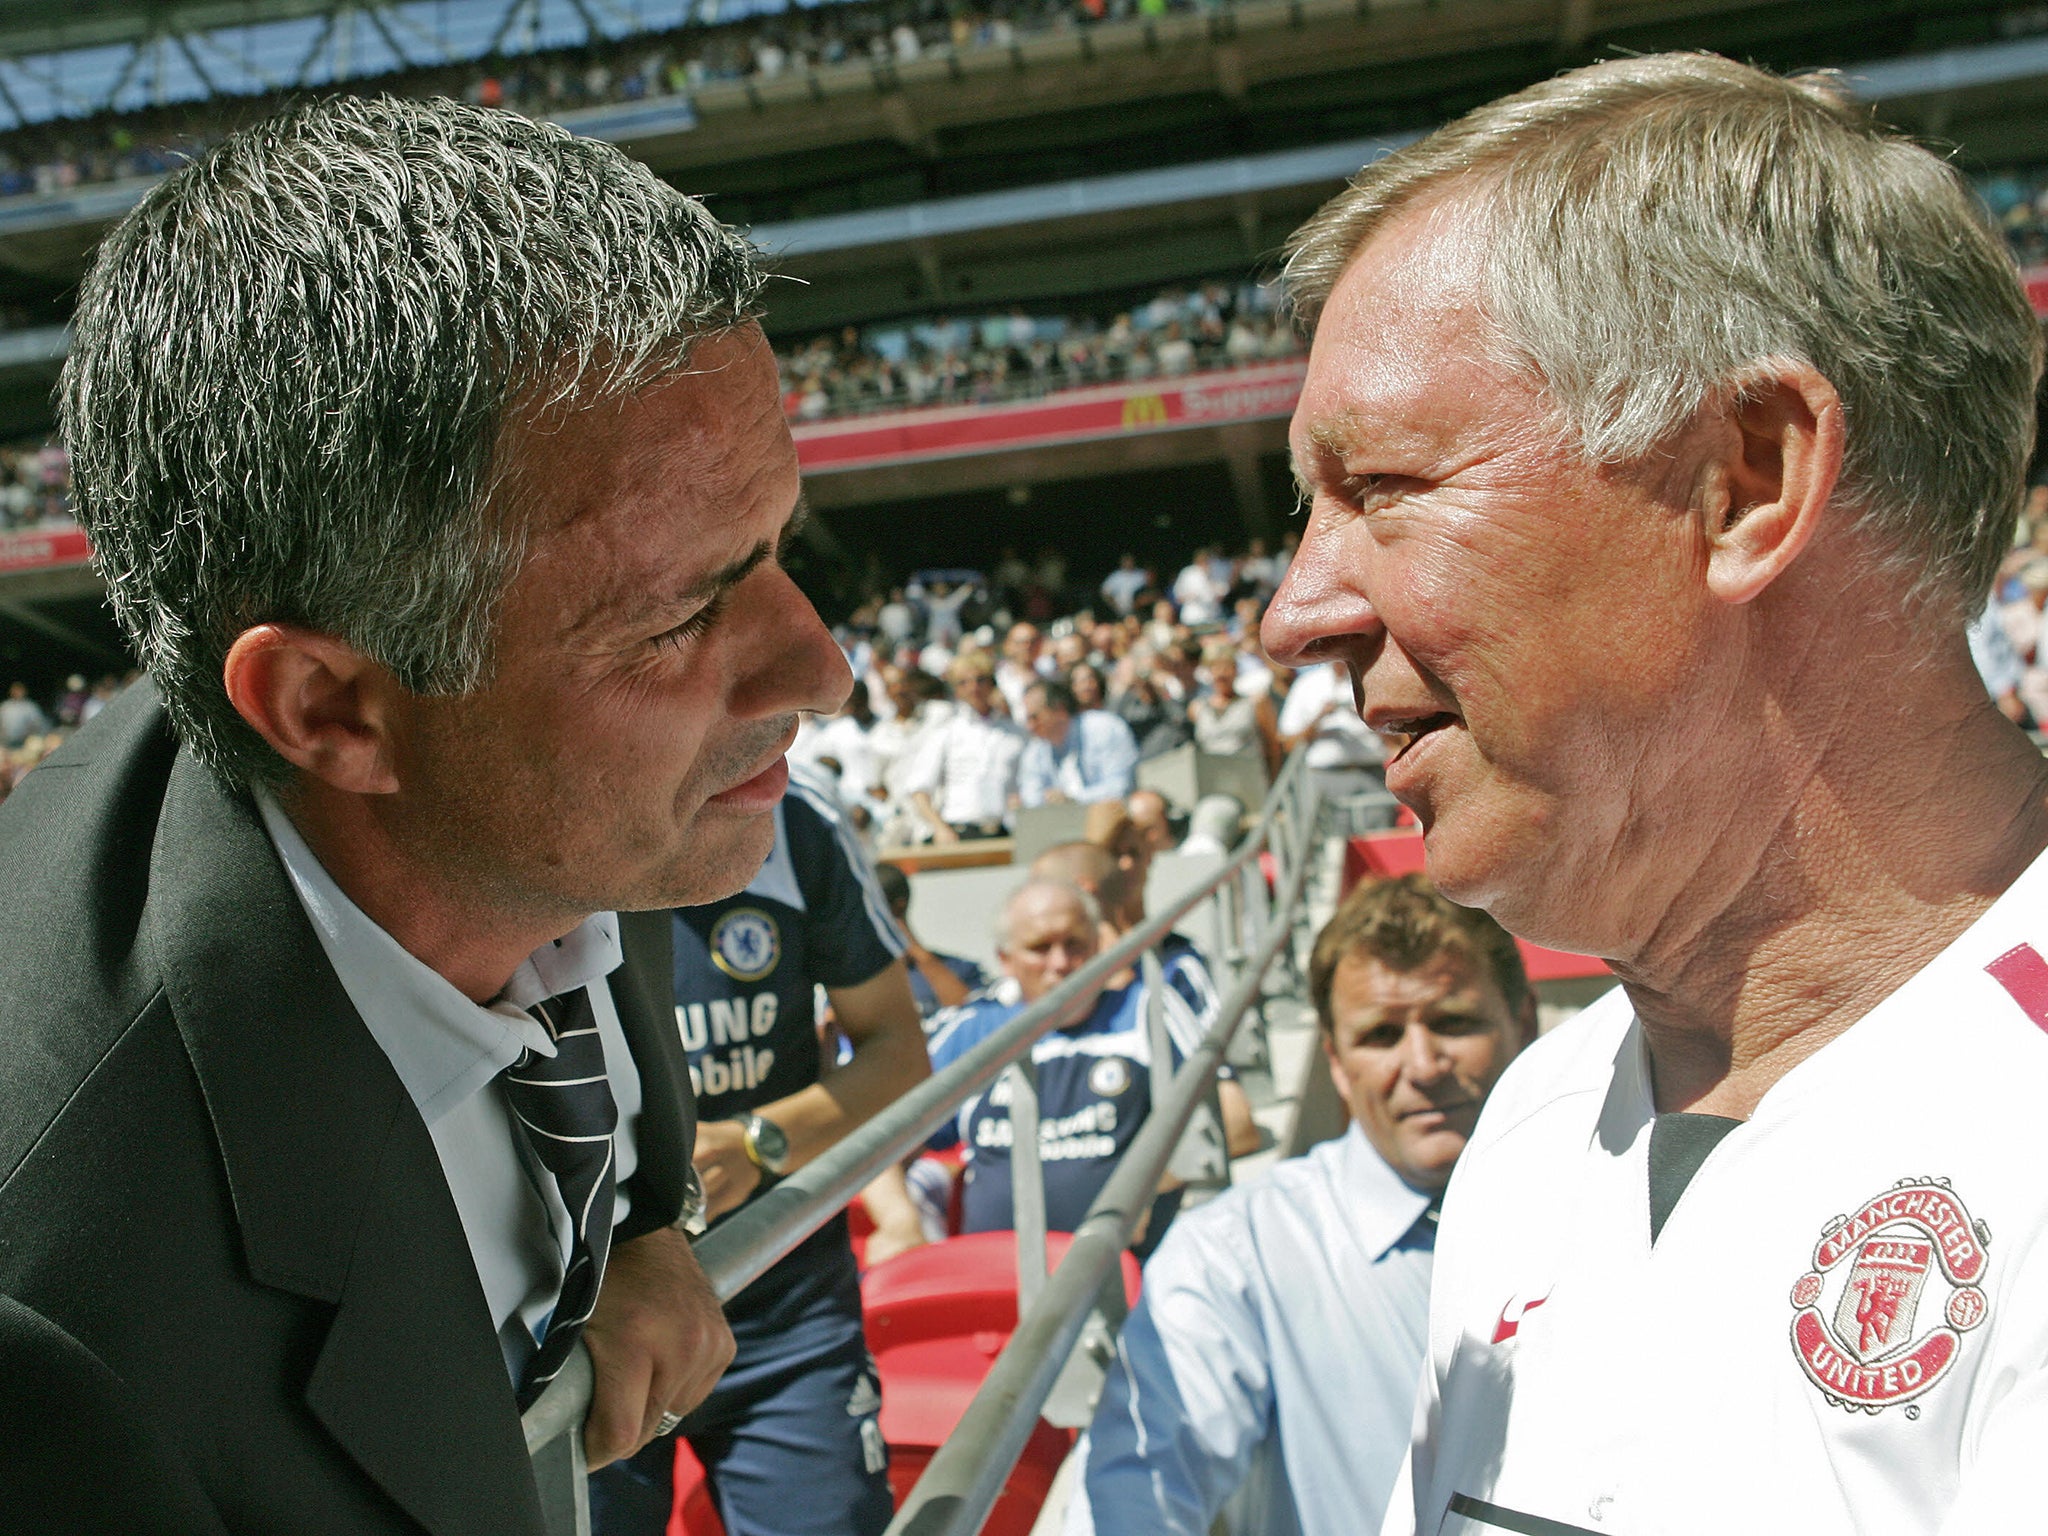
[785,771,907,990]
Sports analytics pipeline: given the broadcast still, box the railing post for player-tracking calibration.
[1005,1056,1048,1314]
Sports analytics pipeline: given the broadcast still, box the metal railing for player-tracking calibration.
[522,750,1321,1535]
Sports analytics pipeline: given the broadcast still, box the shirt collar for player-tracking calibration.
[1338,1122,1437,1260]
[255,790,623,1127]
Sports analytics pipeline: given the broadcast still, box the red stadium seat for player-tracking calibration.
[862,1232,1142,1535]
[1343,832,1611,982]
[666,1437,726,1536]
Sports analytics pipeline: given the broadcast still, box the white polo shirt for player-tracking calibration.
[1391,843,2048,1536]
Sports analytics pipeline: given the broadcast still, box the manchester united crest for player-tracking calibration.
[1788,1178,1991,1413]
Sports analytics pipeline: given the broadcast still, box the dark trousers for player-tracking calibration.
[588,1328,893,1536]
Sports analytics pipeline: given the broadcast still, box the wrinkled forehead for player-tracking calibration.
[1333,944,1502,1019]
[1004,890,1094,949]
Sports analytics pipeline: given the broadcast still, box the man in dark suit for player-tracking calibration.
[0,96,849,1533]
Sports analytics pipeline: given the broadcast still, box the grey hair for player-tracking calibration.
[1282,52,2043,623]
[995,878,1103,953]
[61,94,767,788]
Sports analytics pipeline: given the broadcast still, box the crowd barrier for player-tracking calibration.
[521,749,1322,1535]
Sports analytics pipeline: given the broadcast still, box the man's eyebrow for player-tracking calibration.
[598,495,810,638]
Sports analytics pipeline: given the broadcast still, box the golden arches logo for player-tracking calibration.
[1120,393,1169,429]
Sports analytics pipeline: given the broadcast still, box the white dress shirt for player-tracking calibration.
[1275,662,1386,769]
[257,793,643,1380]
[1067,1125,1435,1536]
[903,706,1026,826]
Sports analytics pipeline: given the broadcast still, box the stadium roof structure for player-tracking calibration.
[0,0,758,126]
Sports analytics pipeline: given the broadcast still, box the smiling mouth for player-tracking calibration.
[1380,711,1460,761]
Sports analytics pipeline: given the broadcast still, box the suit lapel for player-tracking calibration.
[610,908,693,1241]
[148,748,543,1536]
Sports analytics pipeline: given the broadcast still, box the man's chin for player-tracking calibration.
[625,814,780,912]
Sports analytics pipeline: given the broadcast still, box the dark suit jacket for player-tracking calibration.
[0,683,696,1535]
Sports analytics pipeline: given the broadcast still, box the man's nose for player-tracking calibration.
[1260,517,1382,670]
[739,566,852,719]
[1399,1024,1452,1085]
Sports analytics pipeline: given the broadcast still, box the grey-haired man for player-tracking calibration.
[1265,52,2048,1536]
[0,97,847,1534]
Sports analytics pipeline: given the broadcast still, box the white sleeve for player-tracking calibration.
[1073,1209,1273,1536]
[901,723,947,798]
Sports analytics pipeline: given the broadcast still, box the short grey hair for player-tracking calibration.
[1283,52,2043,622]
[996,878,1103,953]
[61,94,767,788]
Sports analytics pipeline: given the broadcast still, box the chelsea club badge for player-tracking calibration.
[710,908,780,982]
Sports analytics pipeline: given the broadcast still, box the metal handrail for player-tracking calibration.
[882,768,1319,1536]
[521,750,1317,1527]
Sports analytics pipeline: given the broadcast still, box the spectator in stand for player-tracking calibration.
[2014,565,2048,724]
[912,575,978,650]
[590,767,928,1536]
[0,680,49,747]
[1068,660,1108,713]
[1018,677,1141,807]
[873,861,987,1018]
[903,654,1026,841]
[1066,876,1534,1536]
[1126,788,1178,861]
[1101,553,1151,616]
[1190,638,1280,777]
[924,879,1203,1239]
[1029,839,1260,1158]
[876,588,916,650]
[1171,548,1228,626]
[791,678,881,811]
[1971,595,2031,724]
[1277,659,1390,806]
[1111,670,1193,760]
[1236,537,1283,600]
[996,621,1047,717]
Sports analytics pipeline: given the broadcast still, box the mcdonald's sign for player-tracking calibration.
[1120,393,1170,430]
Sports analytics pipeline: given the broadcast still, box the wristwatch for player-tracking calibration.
[736,1113,791,1177]
[673,1164,708,1237]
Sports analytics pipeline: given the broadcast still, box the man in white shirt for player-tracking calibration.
[996,621,1049,719]
[0,97,849,1534]
[1068,875,1533,1536]
[1275,660,1388,808]
[1101,554,1152,616]
[904,654,1026,841]
[1264,53,2048,1535]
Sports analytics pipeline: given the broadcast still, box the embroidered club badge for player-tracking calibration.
[1788,1178,1991,1413]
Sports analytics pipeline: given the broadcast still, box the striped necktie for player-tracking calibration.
[504,986,619,1412]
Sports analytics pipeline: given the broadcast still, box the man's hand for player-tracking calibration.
[692,1119,763,1221]
[580,1227,734,1469]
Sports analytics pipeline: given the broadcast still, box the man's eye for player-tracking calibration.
[1343,473,1403,507]
[654,592,730,651]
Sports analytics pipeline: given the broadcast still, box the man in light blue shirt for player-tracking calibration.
[1066,874,1536,1536]
[1018,678,1141,807]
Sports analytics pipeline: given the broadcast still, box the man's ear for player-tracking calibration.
[1697,363,1845,606]
[1321,1031,1353,1102]
[222,624,404,795]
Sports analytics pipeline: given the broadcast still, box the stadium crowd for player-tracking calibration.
[787,531,1399,850]
[778,278,1299,418]
[0,0,1191,200]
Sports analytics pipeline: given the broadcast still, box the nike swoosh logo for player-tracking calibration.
[1491,1292,1549,1345]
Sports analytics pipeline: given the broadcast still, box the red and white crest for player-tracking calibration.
[1788,1178,1991,1413]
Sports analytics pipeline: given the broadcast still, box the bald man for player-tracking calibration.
[1029,843,1259,1158]
[924,881,1206,1239]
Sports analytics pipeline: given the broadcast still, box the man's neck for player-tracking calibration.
[1617,655,2048,1118]
[275,783,582,1004]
